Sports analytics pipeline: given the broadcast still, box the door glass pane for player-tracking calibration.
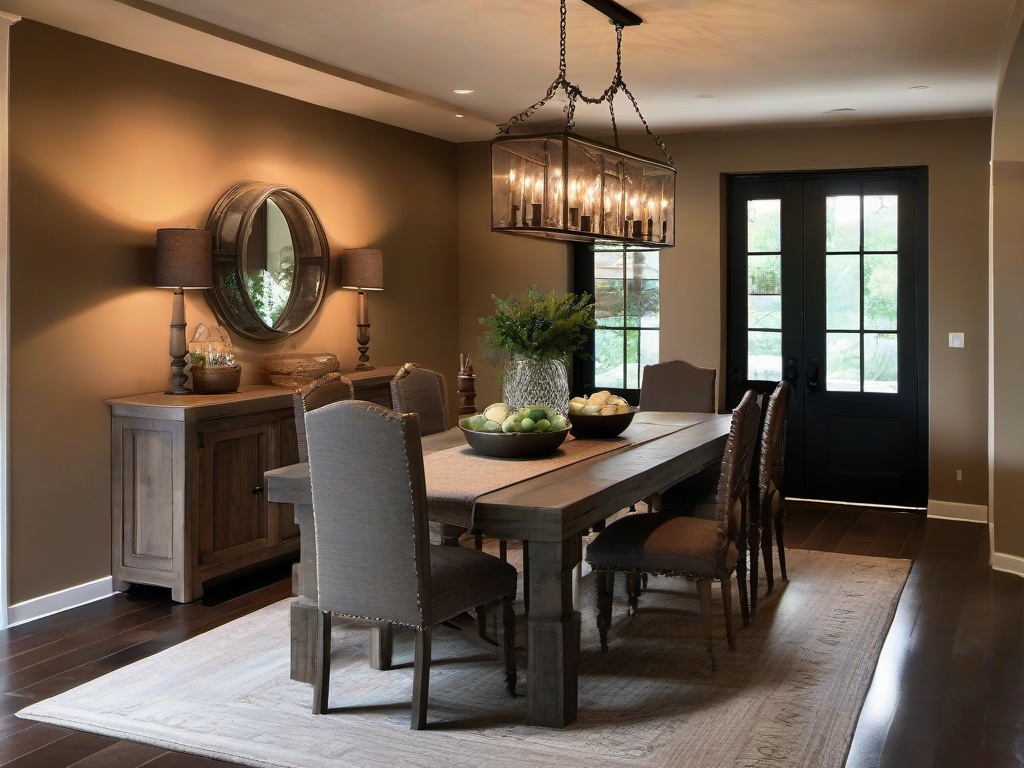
[863,195,898,251]
[594,328,624,389]
[864,253,898,330]
[748,330,782,381]
[640,329,659,374]
[864,332,898,393]
[826,254,861,330]
[594,278,622,328]
[748,254,781,329]
[747,199,780,252]
[826,195,861,252]
[826,332,861,391]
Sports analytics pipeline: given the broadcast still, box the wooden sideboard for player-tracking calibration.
[108,368,399,602]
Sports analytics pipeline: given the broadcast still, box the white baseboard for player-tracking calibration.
[927,499,988,523]
[7,576,114,627]
[992,551,1024,579]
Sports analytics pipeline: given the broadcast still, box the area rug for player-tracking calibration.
[18,549,909,768]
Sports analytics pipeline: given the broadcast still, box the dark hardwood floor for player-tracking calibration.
[0,505,1020,767]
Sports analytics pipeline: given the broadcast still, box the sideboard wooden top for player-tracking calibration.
[106,386,295,422]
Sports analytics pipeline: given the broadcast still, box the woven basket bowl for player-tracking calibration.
[191,365,241,394]
[264,352,340,389]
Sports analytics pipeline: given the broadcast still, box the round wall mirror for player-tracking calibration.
[206,181,330,342]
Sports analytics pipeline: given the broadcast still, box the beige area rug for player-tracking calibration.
[18,549,909,768]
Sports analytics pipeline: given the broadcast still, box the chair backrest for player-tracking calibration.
[757,381,790,512]
[390,363,449,436]
[305,400,431,629]
[713,390,761,550]
[292,372,355,462]
[639,359,717,413]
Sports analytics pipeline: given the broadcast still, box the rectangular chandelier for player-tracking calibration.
[492,132,676,248]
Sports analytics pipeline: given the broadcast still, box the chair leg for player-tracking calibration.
[776,500,788,581]
[596,570,614,653]
[475,603,487,638]
[312,611,331,715]
[696,580,716,672]
[721,575,735,651]
[737,501,753,626]
[748,518,761,618]
[501,594,517,695]
[625,573,642,617]
[762,511,775,594]
[499,538,508,562]
[411,627,432,730]
[474,531,484,551]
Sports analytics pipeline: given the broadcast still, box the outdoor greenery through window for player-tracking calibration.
[593,245,660,390]
[746,199,783,381]
[825,194,899,393]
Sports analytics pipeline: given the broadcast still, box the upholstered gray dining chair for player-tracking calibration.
[751,381,790,616]
[585,390,760,670]
[638,359,718,514]
[390,362,449,437]
[639,359,717,413]
[292,372,355,462]
[305,400,518,730]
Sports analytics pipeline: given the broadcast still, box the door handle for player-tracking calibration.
[784,358,799,385]
[806,358,820,394]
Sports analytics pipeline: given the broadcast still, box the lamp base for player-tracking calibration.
[354,362,375,371]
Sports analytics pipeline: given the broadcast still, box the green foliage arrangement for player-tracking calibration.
[480,287,597,363]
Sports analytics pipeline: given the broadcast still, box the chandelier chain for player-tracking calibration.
[495,0,672,167]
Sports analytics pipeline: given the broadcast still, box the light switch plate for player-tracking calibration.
[949,332,965,348]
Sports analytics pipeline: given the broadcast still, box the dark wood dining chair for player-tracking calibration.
[305,400,518,730]
[750,381,790,616]
[585,390,760,670]
[292,372,355,463]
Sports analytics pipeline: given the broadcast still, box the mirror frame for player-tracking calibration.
[205,181,330,342]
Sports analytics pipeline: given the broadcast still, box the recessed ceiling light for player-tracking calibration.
[455,114,465,118]
[909,85,930,90]
[825,107,856,113]
[452,89,474,95]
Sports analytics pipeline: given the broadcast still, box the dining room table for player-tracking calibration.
[264,409,732,728]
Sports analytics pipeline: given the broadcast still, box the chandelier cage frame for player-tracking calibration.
[490,0,677,248]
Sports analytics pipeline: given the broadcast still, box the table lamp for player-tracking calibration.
[340,248,384,371]
[156,228,213,394]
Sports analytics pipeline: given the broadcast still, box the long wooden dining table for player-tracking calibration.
[264,410,731,728]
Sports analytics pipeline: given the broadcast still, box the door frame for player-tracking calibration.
[725,167,929,508]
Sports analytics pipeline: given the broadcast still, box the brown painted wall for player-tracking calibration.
[991,12,1024,561]
[9,21,459,604]
[459,117,991,510]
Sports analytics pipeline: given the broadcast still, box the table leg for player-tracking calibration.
[526,535,582,727]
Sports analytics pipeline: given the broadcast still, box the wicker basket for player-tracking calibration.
[191,365,241,394]
[264,353,340,389]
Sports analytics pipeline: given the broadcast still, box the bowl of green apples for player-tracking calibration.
[459,402,571,458]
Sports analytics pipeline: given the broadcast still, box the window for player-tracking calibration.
[574,244,660,399]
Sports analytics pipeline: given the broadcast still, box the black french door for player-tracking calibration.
[726,169,928,507]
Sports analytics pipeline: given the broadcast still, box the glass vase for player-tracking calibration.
[501,357,570,416]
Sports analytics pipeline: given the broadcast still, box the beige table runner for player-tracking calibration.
[424,415,710,528]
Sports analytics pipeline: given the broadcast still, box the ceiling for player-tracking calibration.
[7,0,1018,142]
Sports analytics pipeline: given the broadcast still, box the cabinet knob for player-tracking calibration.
[252,486,264,495]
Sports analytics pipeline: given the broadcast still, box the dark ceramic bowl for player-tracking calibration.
[460,425,570,458]
[568,406,637,439]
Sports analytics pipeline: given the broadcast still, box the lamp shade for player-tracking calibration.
[156,228,213,289]
[340,248,384,291]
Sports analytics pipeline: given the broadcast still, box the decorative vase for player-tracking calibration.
[501,357,570,415]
